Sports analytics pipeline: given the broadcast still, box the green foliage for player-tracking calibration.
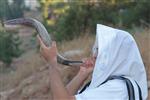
[8,0,25,19]
[0,0,24,66]
[0,31,22,66]
[0,0,25,21]
[0,0,10,20]
[41,1,150,41]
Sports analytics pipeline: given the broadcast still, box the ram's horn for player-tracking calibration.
[4,18,83,66]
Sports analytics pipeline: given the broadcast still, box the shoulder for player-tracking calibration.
[75,79,128,100]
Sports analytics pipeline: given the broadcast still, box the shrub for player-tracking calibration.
[0,31,22,66]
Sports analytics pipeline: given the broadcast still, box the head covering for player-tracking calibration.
[90,24,148,99]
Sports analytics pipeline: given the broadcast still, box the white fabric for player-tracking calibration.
[76,79,128,100]
[75,24,148,100]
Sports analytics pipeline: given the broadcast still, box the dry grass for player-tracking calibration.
[133,28,150,80]
[132,28,150,99]
[58,34,95,59]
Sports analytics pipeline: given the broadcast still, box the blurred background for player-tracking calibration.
[0,0,149,100]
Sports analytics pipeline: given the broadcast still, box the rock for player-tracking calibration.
[0,89,15,100]
[63,49,83,57]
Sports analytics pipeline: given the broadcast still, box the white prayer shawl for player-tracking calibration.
[75,24,148,100]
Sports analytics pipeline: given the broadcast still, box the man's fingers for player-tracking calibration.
[52,41,56,46]
[82,58,95,67]
[52,41,57,50]
[37,35,42,44]
[81,58,86,67]
[82,58,87,63]
[37,35,46,48]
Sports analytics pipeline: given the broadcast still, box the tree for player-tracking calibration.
[0,0,10,24]
[0,30,22,66]
[0,0,25,22]
[8,0,25,19]
[39,0,150,41]
[0,0,24,66]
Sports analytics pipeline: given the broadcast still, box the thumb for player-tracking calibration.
[52,41,56,47]
[37,35,46,48]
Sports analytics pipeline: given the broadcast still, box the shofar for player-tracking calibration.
[4,18,83,66]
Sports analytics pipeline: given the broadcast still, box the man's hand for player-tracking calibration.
[37,35,58,66]
[66,57,96,95]
[38,35,76,100]
[79,57,96,76]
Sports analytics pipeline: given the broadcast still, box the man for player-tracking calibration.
[38,24,148,100]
